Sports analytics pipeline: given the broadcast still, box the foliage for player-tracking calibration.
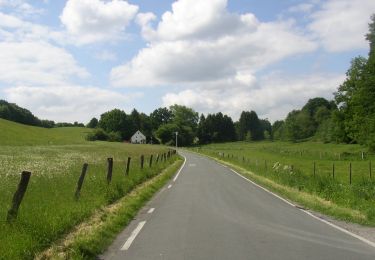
[0,99,51,127]
[238,111,264,141]
[87,117,99,128]
[197,112,236,144]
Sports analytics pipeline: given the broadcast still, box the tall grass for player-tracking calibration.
[193,141,375,225]
[0,120,177,259]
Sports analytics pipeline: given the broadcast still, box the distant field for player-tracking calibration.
[193,141,375,225]
[0,119,177,259]
[0,118,90,145]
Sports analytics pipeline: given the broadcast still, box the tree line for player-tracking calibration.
[0,100,84,128]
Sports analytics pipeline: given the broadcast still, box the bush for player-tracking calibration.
[86,128,109,141]
[108,131,122,142]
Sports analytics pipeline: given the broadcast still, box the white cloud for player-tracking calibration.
[60,0,139,45]
[0,41,89,86]
[0,0,44,17]
[162,73,345,121]
[4,86,142,122]
[94,50,117,61]
[308,0,375,52]
[111,0,316,87]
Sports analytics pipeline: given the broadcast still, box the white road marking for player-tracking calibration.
[188,163,196,167]
[227,167,375,249]
[173,155,187,182]
[168,184,172,189]
[121,221,146,251]
[147,208,155,214]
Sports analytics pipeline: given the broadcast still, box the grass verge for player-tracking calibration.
[36,158,183,260]
[192,150,373,226]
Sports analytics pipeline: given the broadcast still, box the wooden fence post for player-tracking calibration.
[313,162,316,178]
[75,163,88,200]
[149,155,153,168]
[140,155,144,169]
[349,162,352,185]
[126,157,131,175]
[107,158,113,184]
[332,163,335,179]
[156,154,160,163]
[7,171,31,222]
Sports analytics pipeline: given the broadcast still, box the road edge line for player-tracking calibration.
[227,166,375,249]
[173,153,186,182]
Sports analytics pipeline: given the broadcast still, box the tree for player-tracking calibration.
[238,111,263,141]
[169,105,199,131]
[87,117,99,128]
[155,123,179,145]
[150,107,173,129]
[197,113,236,144]
[98,109,128,139]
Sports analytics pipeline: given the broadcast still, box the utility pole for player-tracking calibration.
[175,131,178,149]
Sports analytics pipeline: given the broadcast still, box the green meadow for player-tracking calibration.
[0,119,177,259]
[194,141,375,225]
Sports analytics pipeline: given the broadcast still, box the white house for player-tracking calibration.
[130,130,146,144]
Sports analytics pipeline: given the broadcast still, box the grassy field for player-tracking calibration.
[193,141,375,225]
[0,118,90,146]
[0,119,177,259]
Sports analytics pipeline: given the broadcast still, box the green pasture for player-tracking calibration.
[0,119,176,259]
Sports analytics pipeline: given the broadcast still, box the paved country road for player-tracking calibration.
[101,151,375,260]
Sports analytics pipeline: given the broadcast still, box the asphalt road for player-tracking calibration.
[101,151,375,260]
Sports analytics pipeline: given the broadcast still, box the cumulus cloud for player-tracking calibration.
[3,85,142,122]
[111,0,316,87]
[162,73,345,121]
[308,0,375,52]
[60,0,139,45]
[0,41,88,86]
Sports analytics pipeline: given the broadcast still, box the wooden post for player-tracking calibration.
[107,158,113,184]
[349,162,352,185]
[7,171,31,222]
[313,162,316,177]
[75,163,88,199]
[126,157,131,175]
[332,163,335,179]
[149,155,153,168]
[156,154,160,163]
[141,155,144,169]
[362,152,365,160]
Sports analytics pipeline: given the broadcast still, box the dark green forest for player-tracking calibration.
[1,15,375,150]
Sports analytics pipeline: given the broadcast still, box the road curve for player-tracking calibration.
[101,150,375,260]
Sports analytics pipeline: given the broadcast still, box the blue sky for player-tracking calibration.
[0,0,374,123]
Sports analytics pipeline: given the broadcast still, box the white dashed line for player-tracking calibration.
[168,184,172,189]
[121,221,146,251]
[147,208,155,214]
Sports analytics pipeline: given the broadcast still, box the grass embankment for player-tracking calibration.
[38,159,183,259]
[193,141,375,226]
[0,119,177,259]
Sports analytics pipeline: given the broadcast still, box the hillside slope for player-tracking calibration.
[0,118,90,145]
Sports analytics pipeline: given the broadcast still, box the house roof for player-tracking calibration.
[131,130,146,139]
